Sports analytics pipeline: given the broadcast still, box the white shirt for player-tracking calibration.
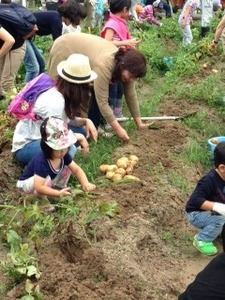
[12,87,69,153]
[62,23,82,35]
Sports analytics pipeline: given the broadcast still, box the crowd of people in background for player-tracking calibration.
[0,0,223,100]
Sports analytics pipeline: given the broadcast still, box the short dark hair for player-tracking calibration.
[58,0,86,25]
[40,117,56,159]
[112,48,147,82]
[214,142,225,168]
[40,139,54,159]
[109,0,131,14]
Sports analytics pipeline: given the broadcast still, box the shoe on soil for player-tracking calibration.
[193,235,218,256]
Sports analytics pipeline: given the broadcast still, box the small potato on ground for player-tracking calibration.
[107,164,118,172]
[106,171,115,180]
[99,164,109,174]
[124,175,140,182]
[112,173,123,182]
[115,168,126,177]
[128,155,139,162]
[126,165,133,175]
[116,157,129,169]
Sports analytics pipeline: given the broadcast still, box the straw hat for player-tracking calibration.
[57,54,98,84]
[41,117,77,150]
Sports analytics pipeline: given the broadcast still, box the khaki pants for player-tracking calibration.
[0,43,26,95]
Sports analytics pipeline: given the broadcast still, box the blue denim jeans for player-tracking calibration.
[186,211,225,242]
[109,82,123,109]
[15,140,77,166]
[24,40,45,83]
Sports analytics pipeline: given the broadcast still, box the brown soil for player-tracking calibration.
[0,95,221,300]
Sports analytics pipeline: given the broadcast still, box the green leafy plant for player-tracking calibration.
[56,191,119,245]
[18,279,43,300]
[2,230,41,284]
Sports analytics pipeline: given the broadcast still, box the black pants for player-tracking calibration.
[200,26,210,38]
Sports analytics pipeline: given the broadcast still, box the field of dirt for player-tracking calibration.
[0,94,222,300]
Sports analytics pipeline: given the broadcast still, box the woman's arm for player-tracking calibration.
[123,82,153,130]
[70,117,98,142]
[213,15,225,43]
[104,28,139,48]
[0,26,15,58]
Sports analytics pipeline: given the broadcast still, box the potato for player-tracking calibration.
[106,171,115,180]
[112,173,123,182]
[126,165,133,175]
[124,175,140,182]
[116,157,129,169]
[99,164,109,174]
[107,164,118,172]
[128,155,139,162]
[115,168,126,177]
[129,160,137,167]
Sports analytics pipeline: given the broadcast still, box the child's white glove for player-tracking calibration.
[213,202,225,216]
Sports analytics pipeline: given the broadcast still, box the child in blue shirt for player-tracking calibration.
[17,116,96,197]
[186,141,225,256]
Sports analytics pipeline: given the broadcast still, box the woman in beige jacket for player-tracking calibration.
[48,32,151,142]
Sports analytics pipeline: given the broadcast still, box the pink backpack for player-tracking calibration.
[8,73,55,120]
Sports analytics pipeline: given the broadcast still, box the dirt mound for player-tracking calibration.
[1,100,216,300]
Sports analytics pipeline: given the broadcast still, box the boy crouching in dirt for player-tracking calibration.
[185,142,225,256]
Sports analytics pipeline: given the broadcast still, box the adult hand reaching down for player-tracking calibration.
[110,119,130,142]
[134,117,154,130]
[85,118,98,142]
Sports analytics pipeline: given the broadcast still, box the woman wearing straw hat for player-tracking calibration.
[12,54,98,166]
[48,32,152,142]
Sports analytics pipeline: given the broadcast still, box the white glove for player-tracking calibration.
[213,202,225,216]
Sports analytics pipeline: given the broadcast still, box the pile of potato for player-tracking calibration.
[99,155,140,182]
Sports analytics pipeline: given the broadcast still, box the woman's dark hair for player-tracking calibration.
[58,0,87,25]
[56,77,90,119]
[109,0,131,14]
[214,142,225,168]
[111,48,147,83]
